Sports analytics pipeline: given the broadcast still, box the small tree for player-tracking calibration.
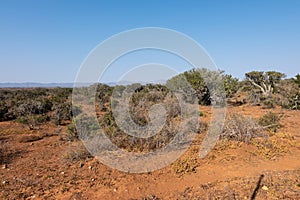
[166,68,231,105]
[293,73,300,87]
[223,74,239,98]
[245,71,285,97]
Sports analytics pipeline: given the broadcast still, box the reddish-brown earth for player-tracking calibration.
[0,105,299,199]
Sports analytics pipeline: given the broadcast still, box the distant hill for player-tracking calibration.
[0,82,92,88]
[0,80,167,88]
[106,80,166,86]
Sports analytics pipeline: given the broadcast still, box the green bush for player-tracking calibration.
[166,68,237,105]
[258,112,282,132]
[66,121,78,141]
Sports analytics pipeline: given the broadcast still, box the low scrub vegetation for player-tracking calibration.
[172,157,198,175]
[98,84,184,152]
[221,114,264,143]
[258,112,282,132]
[221,111,283,144]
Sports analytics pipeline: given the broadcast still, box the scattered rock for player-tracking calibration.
[262,185,268,191]
[2,164,7,169]
[61,171,65,175]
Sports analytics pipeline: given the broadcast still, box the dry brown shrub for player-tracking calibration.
[221,113,266,143]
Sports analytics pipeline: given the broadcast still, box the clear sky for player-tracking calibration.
[0,0,299,83]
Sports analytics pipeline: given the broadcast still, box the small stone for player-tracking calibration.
[262,185,268,191]
[61,172,65,175]
[88,166,92,170]
[91,178,95,181]
[2,180,7,184]
[2,164,7,169]
[79,163,84,168]
[113,188,117,192]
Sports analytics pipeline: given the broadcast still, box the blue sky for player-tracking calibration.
[0,0,299,83]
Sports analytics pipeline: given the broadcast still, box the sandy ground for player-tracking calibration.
[0,105,299,199]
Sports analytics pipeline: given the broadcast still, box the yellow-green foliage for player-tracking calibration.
[172,157,198,175]
[251,132,297,160]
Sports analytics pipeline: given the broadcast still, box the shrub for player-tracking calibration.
[52,102,72,125]
[276,78,300,109]
[293,74,300,87]
[98,84,186,153]
[258,112,282,132]
[261,95,276,109]
[172,157,198,175]
[0,102,8,121]
[221,114,264,143]
[166,68,230,105]
[288,93,300,110]
[17,100,46,116]
[223,74,239,98]
[66,121,78,141]
[0,88,73,122]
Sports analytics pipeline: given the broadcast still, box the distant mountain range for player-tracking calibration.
[0,80,167,88]
[0,82,89,88]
